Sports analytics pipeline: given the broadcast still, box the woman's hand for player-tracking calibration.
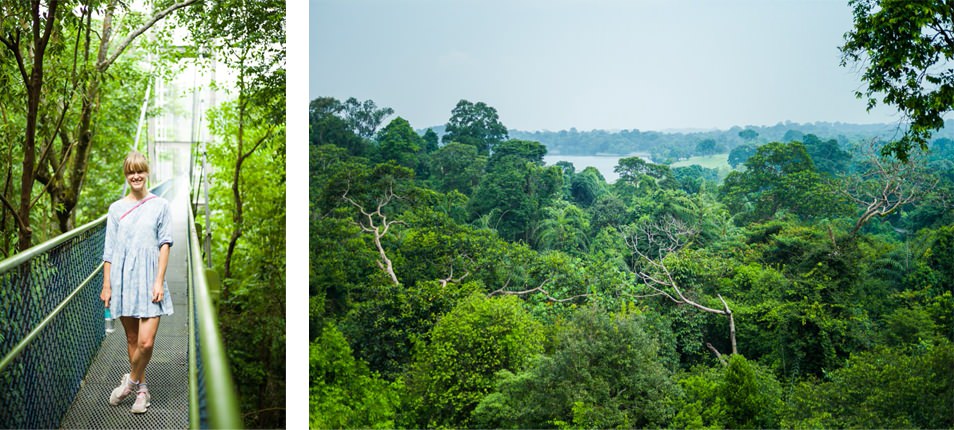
[100,282,111,307]
[152,280,164,303]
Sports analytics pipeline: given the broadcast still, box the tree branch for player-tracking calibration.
[0,191,29,234]
[0,30,29,89]
[342,186,403,285]
[706,342,727,365]
[242,124,277,160]
[626,222,738,354]
[98,0,200,71]
[439,265,469,288]
[845,139,938,234]
[487,278,591,303]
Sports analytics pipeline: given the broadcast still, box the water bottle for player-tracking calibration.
[104,308,115,334]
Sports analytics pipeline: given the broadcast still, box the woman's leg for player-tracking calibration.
[110,317,143,405]
[130,317,160,383]
[120,317,140,368]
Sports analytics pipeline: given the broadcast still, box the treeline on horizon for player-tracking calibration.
[310,95,954,429]
[507,120,954,161]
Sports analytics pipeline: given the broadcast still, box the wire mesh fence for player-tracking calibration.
[0,222,107,429]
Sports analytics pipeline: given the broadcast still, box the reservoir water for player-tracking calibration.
[543,154,651,183]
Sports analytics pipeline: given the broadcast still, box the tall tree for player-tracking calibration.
[469,139,561,242]
[429,142,486,195]
[0,0,59,250]
[421,128,439,153]
[342,97,393,140]
[720,141,846,223]
[404,293,544,428]
[615,156,672,185]
[0,0,199,250]
[309,97,366,156]
[376,116,422,168]
[442,99,508,155]
[842,140,937,234]
[841,0,954,162]
[802,134,851,176]
[474,307,679,429]
[180,0,285,283]
[180,1,285,427]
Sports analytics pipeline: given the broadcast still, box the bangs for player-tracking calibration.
[123,152,150,174]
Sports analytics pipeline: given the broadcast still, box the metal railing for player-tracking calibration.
[0,212,110,429]
[0,180,240,429]
[186,193,242,429]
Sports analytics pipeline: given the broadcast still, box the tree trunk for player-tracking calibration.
[18,77,39,251]
[44,6,108,235]
[223,65,248,289]
[10,0,60,251]
[719,294,738,355]
[373,231,399,285]
[40,0,199,234]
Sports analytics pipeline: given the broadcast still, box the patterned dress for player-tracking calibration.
[103,194,174,318]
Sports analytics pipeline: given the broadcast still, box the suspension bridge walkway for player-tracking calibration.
[0,178,241,429]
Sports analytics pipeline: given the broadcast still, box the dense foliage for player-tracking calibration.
[177,0,286,427]
[840,0,954,162]
[310,95,954,428]
[506,120,954,162]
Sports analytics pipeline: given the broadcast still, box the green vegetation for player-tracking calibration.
[508,121,954,161]
[670,154,730,170]
[0,1,199,251]
[840,0,954,162]
[310,94,954,428]
[178,2,286,427]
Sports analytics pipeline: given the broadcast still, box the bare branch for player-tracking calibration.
[706,342,727,366]
[842,139,938,234]
[624,220,738,354]
[342,187,402,285]
[487,278,591,303]
[439,265,469,288]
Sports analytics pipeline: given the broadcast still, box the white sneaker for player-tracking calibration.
[131,386,151,414]
[108,374,136,406]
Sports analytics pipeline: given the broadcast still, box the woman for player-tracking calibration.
[99,151,174,414]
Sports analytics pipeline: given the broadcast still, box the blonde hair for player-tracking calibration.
[123,151,150,175]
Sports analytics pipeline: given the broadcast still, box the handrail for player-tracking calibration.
[0,262,104,373]
[189,239,201,428]
[0,214,107,276]
[186,195,243,429]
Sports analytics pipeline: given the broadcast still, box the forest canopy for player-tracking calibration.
[310,95,954,428]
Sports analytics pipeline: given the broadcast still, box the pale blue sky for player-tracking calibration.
[310,0,905,132]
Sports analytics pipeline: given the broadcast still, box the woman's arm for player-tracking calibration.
[152,243,170,303]
[101,262,112,307]
[101,209,116,308]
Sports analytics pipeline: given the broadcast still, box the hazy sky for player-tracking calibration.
[310,0,908,132]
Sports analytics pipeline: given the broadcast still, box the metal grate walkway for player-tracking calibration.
[60,182,191,429]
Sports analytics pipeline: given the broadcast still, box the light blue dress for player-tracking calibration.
[103,194,174,318]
